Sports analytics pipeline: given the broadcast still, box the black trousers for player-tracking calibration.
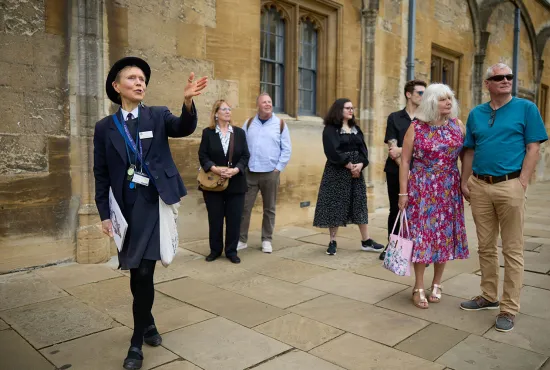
[386,171,401,239]
[203,191,245,257]
[129,259,156,348]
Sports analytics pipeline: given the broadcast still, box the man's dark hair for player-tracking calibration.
[323,98,356,127]
[404,79,427,99]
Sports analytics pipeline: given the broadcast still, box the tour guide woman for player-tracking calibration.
[93,56,207,369]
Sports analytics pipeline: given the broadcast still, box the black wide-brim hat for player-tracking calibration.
[106,56,151,105]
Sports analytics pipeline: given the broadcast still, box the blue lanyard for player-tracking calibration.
[121,109,142,171]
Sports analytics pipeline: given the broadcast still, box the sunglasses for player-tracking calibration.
[487,74,514,82]
[489,109,496,128]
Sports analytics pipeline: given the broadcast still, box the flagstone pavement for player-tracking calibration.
[2,183,550,370]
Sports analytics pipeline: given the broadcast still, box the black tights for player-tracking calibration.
[129,259,156,348]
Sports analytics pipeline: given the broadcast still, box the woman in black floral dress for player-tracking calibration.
[313,98,384,255]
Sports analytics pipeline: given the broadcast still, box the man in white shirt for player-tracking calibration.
[237,93,292,253]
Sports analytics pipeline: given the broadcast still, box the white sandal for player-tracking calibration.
[412,288,429,309]
[429,284,443,303]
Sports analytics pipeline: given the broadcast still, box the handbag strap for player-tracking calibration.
[390,209,402,236]
[227,131,235,167]
[398,209,410,239]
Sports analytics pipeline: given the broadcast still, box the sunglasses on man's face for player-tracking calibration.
[487,74,514,82]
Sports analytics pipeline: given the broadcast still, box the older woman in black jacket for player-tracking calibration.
[313,98,384,256]
[198,100,250,263]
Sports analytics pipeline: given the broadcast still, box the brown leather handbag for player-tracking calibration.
[197,132,235,192]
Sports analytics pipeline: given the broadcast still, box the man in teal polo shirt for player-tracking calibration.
[459,63,548,332]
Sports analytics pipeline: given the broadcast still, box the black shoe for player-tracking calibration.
[143,325,162,347]
[460,295,500,311]
[205,253,220,262]
[123,347,143,370]
[326,241,337,255]
[361,239,384,252]
[227,255,241,264]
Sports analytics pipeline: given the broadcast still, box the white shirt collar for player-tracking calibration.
[215,124,233,133]
[121,106,139,121]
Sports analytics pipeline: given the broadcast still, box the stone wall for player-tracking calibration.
[0,0,73,273]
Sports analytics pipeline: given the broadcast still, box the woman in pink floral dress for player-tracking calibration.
[398,83,469,309]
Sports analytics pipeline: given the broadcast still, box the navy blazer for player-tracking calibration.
[93,103,197,221]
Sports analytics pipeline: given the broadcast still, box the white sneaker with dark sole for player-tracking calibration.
[237,242,248,251]
[261,241,273,253]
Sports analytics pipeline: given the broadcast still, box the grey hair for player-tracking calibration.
[415,83,459,123]
[256,92,272,105]
[485,63,512,79]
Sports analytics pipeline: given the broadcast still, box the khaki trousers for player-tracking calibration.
[239,169,280,242]
[468,175,525,315]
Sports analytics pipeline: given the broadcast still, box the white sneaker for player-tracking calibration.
[261,241,273,253]
[237,241,248,251]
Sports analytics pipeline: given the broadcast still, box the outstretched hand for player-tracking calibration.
[184,72,208,104]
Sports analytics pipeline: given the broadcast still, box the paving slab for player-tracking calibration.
[523,271,550,290]
[153,360,203,370]
[67,276,211,333]
[520,285,550,319]
[376,290,496,335]
[0,296,115,349]
[180,239,210,256]
[527,237,550,245]
[310,333,445,370]
[484,313,550,356]
[297,233,361,250]
[35,262,122,289]
[0,271,67,311]
[149,248,204,283]
[162,317,290,370]
[437,334,547,370]
[299,270,407,304]
[290,294,429,346]
[394,323,470,362]
[253,349,346,370]
[524,228,550,238]
[247,231,305,251]
[443,273,505,300]
[254,313,344,351]
[40,326,177,370]
[156,278,286,327]
[0,329,55,370]
[0,318,8,330]
[218,274,325,308]
[241,253,334,283]
[275,226,321,239]
[274,243,380,271]
[498,239,541,251]
[174,258,257,286]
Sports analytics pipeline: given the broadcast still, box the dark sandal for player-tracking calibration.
[123,347,143,370]
[412,288,429,309]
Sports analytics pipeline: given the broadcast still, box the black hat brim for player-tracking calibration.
[106,57,151,105]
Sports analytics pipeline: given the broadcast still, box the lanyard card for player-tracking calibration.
[132,172,150,186]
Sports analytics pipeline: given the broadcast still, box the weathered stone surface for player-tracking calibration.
[176,23,206,59]
[0,330,54,370]
[0,319,8,331]
[153,361,203,370]
[41,327,177,370]
[170,258,256,286]
[395,323,469,362]
[275,226,320,239]
[310,333,445,370]
[24,90,67,135]
[219,274,326,309]
[300,270,407,304]
[437,334,547,370]
[162,317,290,370]
[254,313,344,351]
[0,271,67,310]
[253,350,346,370]
[156,277,286,327]
[0,34,33,64]
[290,294,429,347]
[242,254,333,283]
[484,313,550,356]
[0,134,47,174]
[0,296,115,349]
[2,0,45,36]
[520,286,550,319]
[35,262,122,289]
[443,273,505,300]
[376,290,496,335]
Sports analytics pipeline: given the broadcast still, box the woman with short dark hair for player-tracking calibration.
[313,98,384,255]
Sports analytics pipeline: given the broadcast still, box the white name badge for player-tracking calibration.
[139,131,153,139]
[132,172,150,186]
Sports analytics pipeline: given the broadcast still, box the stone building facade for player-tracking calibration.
[1,0,550,272]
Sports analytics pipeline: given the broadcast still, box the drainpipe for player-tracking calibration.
[512,7,520,96]
[406,0,416,80]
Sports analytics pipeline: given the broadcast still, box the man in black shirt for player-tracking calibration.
[379,79,426,260]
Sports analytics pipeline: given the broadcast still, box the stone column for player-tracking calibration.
[69,0,111,263]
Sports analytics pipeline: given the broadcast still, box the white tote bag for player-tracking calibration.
[159,197,180,267]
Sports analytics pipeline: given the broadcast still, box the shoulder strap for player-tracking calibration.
[228,131,235,167]
[280,119,285,134]
[246,117,253,130]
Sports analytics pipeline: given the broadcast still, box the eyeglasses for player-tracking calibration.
[218,107,231,112]
[487,74,514,82]
[344,107,354,111]
[489,109,496,128]
[415,90,424,96]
